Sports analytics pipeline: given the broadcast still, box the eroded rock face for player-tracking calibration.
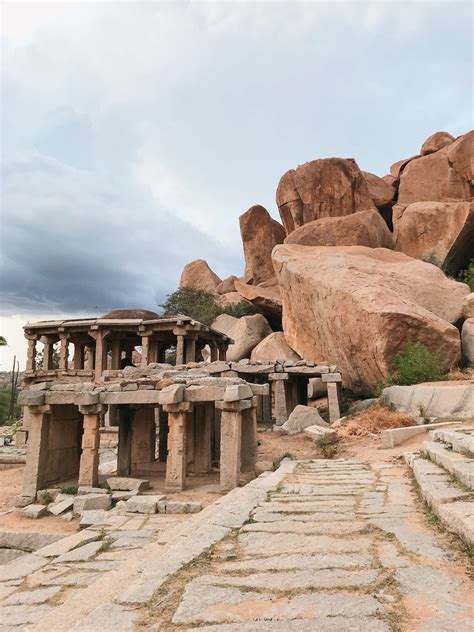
[234,279,282,327]
[461,319,474,366]
[216,275,238,294]
[250,332,301,362]
[398,152,470,204]
[421,131,455,156]
[273,244,469,391]
[462,294,474,320]
[362,171,396,208]
[393,201,474,272]
[179,260,222,293]
[284,209,393,249]
[447,131,474,183]
[211,313,272,361]
[217,292,253,308]
[240,205,285,284]
[276,158,376,234]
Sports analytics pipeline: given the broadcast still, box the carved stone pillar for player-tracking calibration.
[59,333,70,370]
[185,333,197,364]
[42,336,56,370]
[163,402,192,491]
[78,405,102,486]
[218,343,228,361]
[26,336,38,371]
[209,341,218,362]
[22,405,51,497]
[117,406,134,476]
[175,334,185,365]
[140,333,151,368]
[90,330,108,378]
[270,373,290,425]
[326,380,342,423]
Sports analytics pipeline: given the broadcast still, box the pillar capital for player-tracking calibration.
[78,404,106,415]
[215,399,252,413]
[163,401,193,414]
[24,332,40,341]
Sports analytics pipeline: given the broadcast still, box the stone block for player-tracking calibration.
[36,530,100,557]
[73,494,111,516]
[79,510,109,528]
[281,405,328,435]
[304,425,338,443]
[22,504,47,519]
[158,384,185,405]
[17,391,45,406]
[77,486,109,495]
[48,497,74,516]
[380,422,457,448]
[157,500,168,513]
[125,495,165,514]
[0,531,61,552]
[55,540,104,564]
[165,501,202,514]
[107,477,149,492]
[14,495,36,508]
[111,490,138,502]
[184,385,225,401]
[224,384,254,402]
[321,373,342,382]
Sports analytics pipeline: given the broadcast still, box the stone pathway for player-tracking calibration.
[138,459,473,631]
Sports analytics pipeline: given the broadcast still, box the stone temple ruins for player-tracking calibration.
[17,309,342,503]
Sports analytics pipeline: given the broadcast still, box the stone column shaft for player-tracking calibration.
[219,406,243,492]
[164,403,191,491]
[140,335,150,368]
[94,332,108,378]
[210,342,218,362]
[176,335,185,365]
[117,407,133,476]
[43,341,54,370]
[78,412,100,486]
[327,382,342,423]
[194,405,212,474]
[111,339,122,370]
[273,379,289,425]
[26,338,37,371]
[185,336,197,364]
[59,335,69,370]
[241,405,258,472]
[22,407,51,497]
[131,407,156,470]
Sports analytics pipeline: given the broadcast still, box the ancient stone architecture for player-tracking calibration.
[18,311,342,501]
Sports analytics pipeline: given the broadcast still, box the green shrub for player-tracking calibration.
[0,387,21,426]
[458,259,474,292]
[160,288,258,325]
[392,342,447,386]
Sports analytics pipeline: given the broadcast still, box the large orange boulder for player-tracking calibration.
[234,278,282,326]
[446,130,473,183]
[239,205,285,284]
[284,209,393,249]
[393,201,474,272]
[362,171,396,208]
[179,259,221,293]
[420,131,455,155]
[398,151,470,204]
[272,244,469,391]
[276,158,376,234]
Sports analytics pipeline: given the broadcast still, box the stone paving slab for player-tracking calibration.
[186,618,391,631]
[221,551,375,571]
[241,519,367,535]
[237,532,372,555]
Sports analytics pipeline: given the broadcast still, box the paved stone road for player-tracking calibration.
[139,459,473,631]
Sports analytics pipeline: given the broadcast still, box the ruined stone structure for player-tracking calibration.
[18,312,342,503]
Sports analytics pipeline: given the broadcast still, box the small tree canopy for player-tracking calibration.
[392,342,447,386]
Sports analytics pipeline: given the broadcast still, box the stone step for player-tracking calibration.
[421,441,474,489]
[430,427,474,458]
[408,455,474,546]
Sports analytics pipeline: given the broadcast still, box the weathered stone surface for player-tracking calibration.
[393,201,473,272]
[36,531,100,558]
[55,540,103,564]
[462,293,474,319]
[273,244,468,390]
[217,292,253,308]
[223,552,373,572]
[165,501,202,514]
[216,275,238,294]
[250,332,300,362]
[0,554,48,581]
[461,318,474,365]
[304,424,337,443]
[189,620,389,632]
[0,531,61,553]
[437,501,474,546]
[284,209,393,249]
[238,532,371,555]
[79,510,109,528]
[240,205,285,284]
[70,603,140,631]
[3,585,61,606]
[398,151,470,204]
[36,488,60,504]
[212,314,272,361]
[446,130,473,182]
[158,384,185,405]
[383,383,473,418]
[234,279,282,323]
[0,548,26,564]
[125,495,165,514]
[281,405,328,435]
[48,497,74,516]
[362,171,396,207]
[223,383,253,402]
[420,131,455,155]
[307,377,327,398]
[276,157,377,234]
[107,477,150,492]
[22,504,47,519]
[73,494,111,516]
[179,259,222,293]
[0,604,53,626]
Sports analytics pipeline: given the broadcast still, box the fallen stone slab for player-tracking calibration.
[55,540,104,564]
[69,603,140,632]
[22,504,47,519]
[0,604,53,627]
[77,486,109,495]
[0,531,61,552]
[304,424,337,442]
[36,488,61,504]
[107,477,149,492]
[79,510,110,528]
[165,501,202,514]
[381,421,458,448]
[125,495,165,514]
[36,531,100,558]
[188,619,390,632]
[48,497,74,516]
[111,491,138,502]
[3,585,62,606]
[0,554,49,581]
[73,494,111,516]
[382,383,473,418]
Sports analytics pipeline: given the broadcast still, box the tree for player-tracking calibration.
[0,336,7,346]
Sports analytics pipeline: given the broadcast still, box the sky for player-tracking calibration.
[0,0,472,369]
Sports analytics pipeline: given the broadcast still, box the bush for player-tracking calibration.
[458,259,474,292]
[160,288,258,325]
[0,387,21,426]
[392,342,447,385]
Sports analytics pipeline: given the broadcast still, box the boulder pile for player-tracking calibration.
[179,130,473,391]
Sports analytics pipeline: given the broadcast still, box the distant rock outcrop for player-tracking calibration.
[212,313,272,362]
[179,259,221,293]
[239,205,285,285]
[273,244,469,391]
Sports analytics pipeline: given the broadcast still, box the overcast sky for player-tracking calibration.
[1,0,472,368]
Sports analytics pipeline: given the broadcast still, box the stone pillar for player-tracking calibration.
[59,334,70,370]
[22,406,51,497]
[270,373,290,425]
[158,344,167,363]
[194,404,212,474]
[241,403,258,473]
[93,331,108,378]
[42,337,55,370]
[209,342,218,362]
[73,342,84,370]
[216,399,250,492]
[140,334,151,368]
[84,344,95,370]
[218,344,228,361]
[111,338,121,370]
[163,402,192,491]
[185,412,195,471]
[158,407,169,462]
[26,336,38,371]
[326,380,342,423]
[149,339,160,364]
[78,406,102,487]
[117,406,134,476]
[185,333,197,364]
[131,407,156,471]
[175,335,185,365]
[262,391,272,424]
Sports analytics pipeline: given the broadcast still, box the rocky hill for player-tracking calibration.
[179,130,474,391]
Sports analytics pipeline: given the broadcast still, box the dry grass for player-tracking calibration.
[446,367,473,381]
[338,405,414,439]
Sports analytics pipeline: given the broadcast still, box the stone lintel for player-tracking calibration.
[18,391,45,406]
[45,392,99,406]
[162,401,193,413]
[78,404,107,415]
[268,372,289,381]
[158,384,185,405]
[184,385,225,402]
[26,405,51,415]
[101,391,162,405]
[322,372,342,383]
[224,384,253,402]
[215,399,252,412]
